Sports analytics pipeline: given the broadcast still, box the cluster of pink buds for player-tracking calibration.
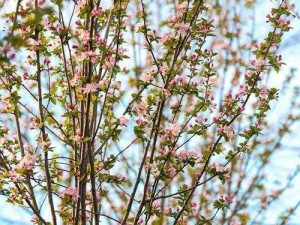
[61,187,79,201]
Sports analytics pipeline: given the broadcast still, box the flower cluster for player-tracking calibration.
[60,187,79,202]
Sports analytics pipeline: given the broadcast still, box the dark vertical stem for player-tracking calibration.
[35,1,57,224]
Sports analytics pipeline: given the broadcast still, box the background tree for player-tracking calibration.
[0,0,299,224]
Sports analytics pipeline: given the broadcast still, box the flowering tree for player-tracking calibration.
[0,0,299,224]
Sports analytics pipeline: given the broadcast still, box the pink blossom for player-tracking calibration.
[171,101,179,108]
[88,51,97,63]
[176,150,188,160]
[44,58,50,65]
[165,206,172,213]
[75,20,82,26]
[10,53,16,60]
[176,76,186,85]
[160,32,173,45]
[117,173,126,181]
[134,102,147,117]
[70,71,82,86]
[166,167,176,177]
[27,38,41,47]
[152,200,161,209]
[15,153,38,171]
[0,100,12,113]
[96,190,101,201]
[82,83,100,94]
[98,80,107,89]
[167,16,178,25]
[29,118,39,130]
[75,0,87,14]
[192,81,199,86]
[145,163,153,170]
[103,56,115,69]
[98,38,106,45]
[136,117,147,126]
[31,214,39,224]
[147,29,157,36]
[225,174,231,182]
[175,1,188,13]
[111,81,121,89]
[223,125,234,140]
[91,7,103,16]
[61,187,79,201]
[119,116,128,126]
[38,141,51,148]
[78,29,90,44]
[38,0,45,6]
[213,112,223,122]
[86,210,91,220]
[140,73,152,83]
[195,116,205,123]
[74,133,82,142]
[245,70,255,79]
[259,85,268,100]
[8,170,22,181]
[275,18,291,26]
[174,22,190,35]
[236,84,248,98]
[2,124,9,132]
[224,195,233,204]
[24,143,33,153]
[188,149,200,158]
[166,123,181,136]
[2,45,12,54]
[250,59,265,68]
[191,201,197,208]
[282,2,295,10]
[210,162,222,172]
[176,149,200,160]
[159,62,168,74]
[162,89,171,98]
[230,221,241,225]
